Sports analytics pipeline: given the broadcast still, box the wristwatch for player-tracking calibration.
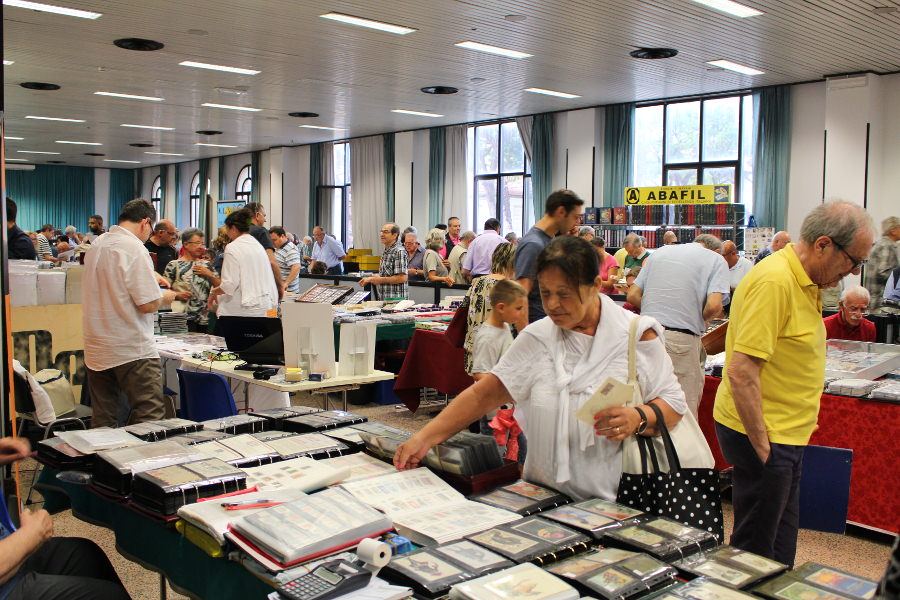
[635,407,648,435]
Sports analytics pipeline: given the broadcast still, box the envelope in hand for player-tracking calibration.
[575,377,636,426]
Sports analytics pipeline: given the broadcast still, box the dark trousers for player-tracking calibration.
[325,265,343,275]
[88,359,164,428]
[8,537,131,600]
[716,423,805,567]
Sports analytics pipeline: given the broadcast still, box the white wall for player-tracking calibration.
[94,168,110,224]
[787,82,826,237]
[411,130,430,234]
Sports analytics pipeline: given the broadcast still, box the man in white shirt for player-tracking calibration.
[722,240,753,292]
[83,199,180,427]
[448,230,476,285]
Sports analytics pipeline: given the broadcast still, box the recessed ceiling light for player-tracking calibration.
[196,130,223,135]
[187,28,208,36]
[5,158,28,161]
[525,87,580,99]
[421,86,458,95]
[145,151,184,156]
[391,109,444,118]
[873,6,897,14]
[504,14,527,22]
[319,12,416,35]
[196,142,238,148]
[84,152,105,156]
[180,61,260,75]
[104,159,141,164]
[121,123,175,131]
[455,41,531,59]
[113,38,164,51]
[288,112,320,118]
[690,0,763,17]
[630,47,679,59]
[471,77,486,83]
[201,102,262,112]
[46,160,66,164]
[26,115,85,122]
[55,140,102,145]
[3,60,13,66]
[129,143,154,148]
[3,0,101,19]
[18,150,61,154]
[20,82,61,90]
[95,91,164,102]
[4,136,24,140]
[707,59,765,75]
[298,125,347,131]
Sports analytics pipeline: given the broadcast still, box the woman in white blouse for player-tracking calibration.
[395,235,688,501]
[207,208,278,318]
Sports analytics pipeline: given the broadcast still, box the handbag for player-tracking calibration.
[444,296,469,348]
[615,319,724,542]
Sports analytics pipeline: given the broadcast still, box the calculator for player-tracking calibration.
[277,560,371,600]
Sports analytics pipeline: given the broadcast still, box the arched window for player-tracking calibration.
[235,164,252,201]
[150,175,162,217]
[190,171,201,228]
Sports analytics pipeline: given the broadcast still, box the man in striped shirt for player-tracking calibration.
[270,227,303,293]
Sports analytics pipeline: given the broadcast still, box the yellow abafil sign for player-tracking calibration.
[624,184,732,205]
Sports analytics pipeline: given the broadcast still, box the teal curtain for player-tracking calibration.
[531,114,554,219]
[250,151,261,203]
[384,133,395,222]
[753,86,792,230]
[602,103,635,207]
[218,156,227,200]
[174,165,183,229]
[108,169,137,224]
[159,164,168,218]
[309,143,322,232]
[428,127,446,227]
[5,165,95,231]
[199,158,211,236]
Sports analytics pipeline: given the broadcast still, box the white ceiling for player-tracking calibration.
[3,0,900,168]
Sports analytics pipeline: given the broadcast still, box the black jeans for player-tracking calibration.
[325,265,344,275]
[716,423,805,567]
[8,537,131,600]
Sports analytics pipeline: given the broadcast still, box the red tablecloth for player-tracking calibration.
[394,329,473,412]
[699,375,900,534]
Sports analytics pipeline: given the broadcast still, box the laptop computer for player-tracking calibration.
[217,316,285,366]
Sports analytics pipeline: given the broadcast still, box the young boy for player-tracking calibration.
[471,279,528,463]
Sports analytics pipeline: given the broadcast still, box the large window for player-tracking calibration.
[150,175,161,217]
[632,94,754,211]
[317,143,352,247]
[468,122,532,236]
[189,171,200,228]
[235,164,252,201]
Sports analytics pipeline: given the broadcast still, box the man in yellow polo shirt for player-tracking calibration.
[714,200,874,567]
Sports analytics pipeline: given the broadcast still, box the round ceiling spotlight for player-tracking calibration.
[196,130,223,135]
[470,77,486,84]
[20,82,61,91]
[629,47,678,60]
[84,152,105,156]
[288,112,320,118]
[114,38,165,51]
[421,86,459,95]
[129,142,154,148]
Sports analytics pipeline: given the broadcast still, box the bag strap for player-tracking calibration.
[627,317,639,385]
[647,402,682,472]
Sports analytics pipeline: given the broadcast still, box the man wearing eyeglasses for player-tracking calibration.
[823,286,876,342]
[359,223,408,300]
[714,200,875,567]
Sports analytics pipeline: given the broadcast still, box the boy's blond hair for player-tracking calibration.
[490,279,527,307]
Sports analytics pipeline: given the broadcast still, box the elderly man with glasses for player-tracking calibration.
[823,285,876,342]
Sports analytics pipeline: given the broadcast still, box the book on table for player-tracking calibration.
[340,468,520,545]
[191,433,281,467]
[242,456,350,492]
[318,453,397,483]
[123,418,202,441]
[673,545,788,589]
[167,429,233,446]
[281,410,368,433]
[658,577,759,600]
[471,480,572,516]
[448,562,580,600]
[201,413,268,435]
[226,487,393,569]
[56,427,145,454]
[752,562,879,600]
[540,497,644,539]
[251,431,353,460]
[545,547,677,599]
[92,440,207,496]
[131,457,247,515]
[248,406,323,430]
[37,436,91,470]
[464,516,591,565]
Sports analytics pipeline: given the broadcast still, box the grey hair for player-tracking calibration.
[578,226,594,237]
[800,200,874,247]
[460,230,476,242]
[882,216,900,236]
[694,233,723,252]
[840,285,870,304]
[623,233,640,248]
[425,228,445,251]
[505,232,518,242]
[180,227,204,244]
[402,226,417,236]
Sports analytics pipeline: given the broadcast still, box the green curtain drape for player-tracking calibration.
[531,114,554,219]
[309,143,322,233]
[250,151,261,203]
[108,169,137,224]
[174,165,183,229]
[199,158,210,237]
[384,133,395,222]
[428,127,446,227]
[218,156,227,200]
[753,86,792,231]
[602,103,635,208]
[5,165,95,232]
[159,164,168,218]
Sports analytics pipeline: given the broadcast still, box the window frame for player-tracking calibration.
[189,171,200,228]
[150,175,162,217]
[235,164,252,202]
[469,120,532,236]
[315,143,352,247]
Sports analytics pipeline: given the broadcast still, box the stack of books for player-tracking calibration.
[201,413,268,435]
[92,440,205,496]
[123,418,202,442]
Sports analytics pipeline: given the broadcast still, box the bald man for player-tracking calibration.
[722,240,753,292]
[663,230,678,245]
[144,219,178,274]
[754,230,791,264]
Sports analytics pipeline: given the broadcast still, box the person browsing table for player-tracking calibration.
[308,225,347,275]
[359,223,409,300]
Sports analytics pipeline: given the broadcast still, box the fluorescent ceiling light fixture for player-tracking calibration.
[145,151,184,156]
[524,87,580,99]
[121,123,175,131]
[3,60,13,66]
[4,136,24,140]
[26,115,85,122]
[55,140,102,145]
[298,124,346,131]
[104,159,140,163]
[195,142,238,148]
[202,102,261,112]
[17,150,61,154]
[180,61,260,75]
[319,12,416,35]
[3,0,101,19]
[5,158,28,161]
[95,91,163,102]
[707,59,765,75]
[691,0,763,18]
[455,41,531,59]
[391,109,444,118]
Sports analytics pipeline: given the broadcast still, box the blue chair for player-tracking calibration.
[0,495,16,535]
[176,369,239,422]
